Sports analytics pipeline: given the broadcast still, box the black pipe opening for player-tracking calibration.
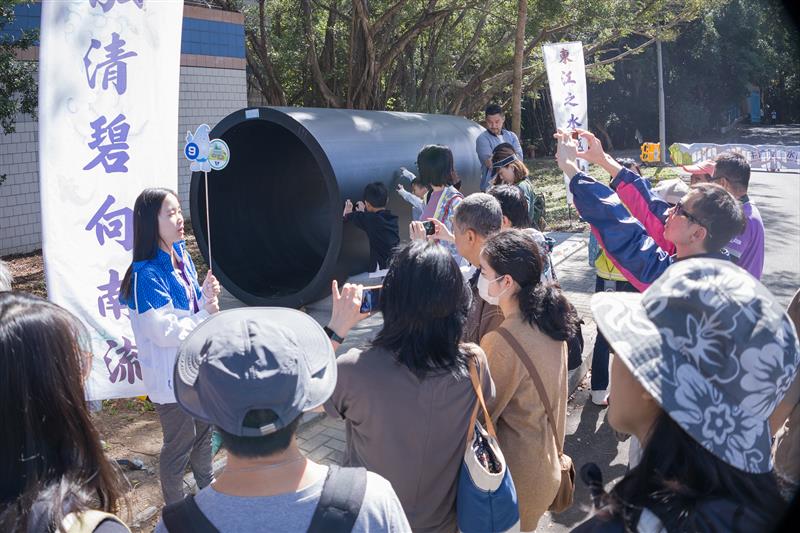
[192,112,339,308]
[192,107,482,308]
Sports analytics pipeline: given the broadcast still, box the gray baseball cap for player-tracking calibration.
[174,307,337,437]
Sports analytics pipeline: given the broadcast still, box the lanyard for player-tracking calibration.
[174,258,199,313]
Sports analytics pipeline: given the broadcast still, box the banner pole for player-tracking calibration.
[204,171,212,272]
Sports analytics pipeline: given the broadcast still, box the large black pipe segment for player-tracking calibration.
[190,107,484,309]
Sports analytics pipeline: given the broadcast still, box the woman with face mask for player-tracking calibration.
[478,229,581,531]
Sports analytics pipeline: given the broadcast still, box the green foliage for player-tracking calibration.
[225,0,713,119]
[0,0,37,135]
[587,0,800,148]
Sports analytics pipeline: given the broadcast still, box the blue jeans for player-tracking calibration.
[591,277,637,391]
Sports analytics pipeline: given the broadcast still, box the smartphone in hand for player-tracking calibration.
[360,286,383,313]
[422,221,436,235]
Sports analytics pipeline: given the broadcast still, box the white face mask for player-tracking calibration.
[477,272,508,305]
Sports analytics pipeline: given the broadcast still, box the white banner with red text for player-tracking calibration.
[543,41,589,204]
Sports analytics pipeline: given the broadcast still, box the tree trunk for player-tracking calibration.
[511,0,527,137]
[300,0,343,107]
[594,122,615,151]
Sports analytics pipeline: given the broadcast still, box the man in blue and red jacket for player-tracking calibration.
[553,130,746,291]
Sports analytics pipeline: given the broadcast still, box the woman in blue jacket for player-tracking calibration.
[119,188,220,505]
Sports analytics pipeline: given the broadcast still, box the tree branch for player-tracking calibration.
[300,0,343,107]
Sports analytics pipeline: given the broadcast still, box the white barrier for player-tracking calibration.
[669,143,800,172]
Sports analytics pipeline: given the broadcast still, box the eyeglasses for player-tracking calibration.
[674,201,711,236]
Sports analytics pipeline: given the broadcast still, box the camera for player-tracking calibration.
[422,221,436,235]
[360,286,382,313]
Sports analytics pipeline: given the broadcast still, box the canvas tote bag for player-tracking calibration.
[456,357,520,533]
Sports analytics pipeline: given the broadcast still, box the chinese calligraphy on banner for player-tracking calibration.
[39,0,183,400]
[543,41,588,204]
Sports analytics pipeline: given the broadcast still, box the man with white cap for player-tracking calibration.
[155,307,409,533]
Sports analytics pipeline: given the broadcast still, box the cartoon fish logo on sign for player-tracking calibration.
[185,124,211,172]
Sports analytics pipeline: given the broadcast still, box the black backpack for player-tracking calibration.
[161,465,367,533]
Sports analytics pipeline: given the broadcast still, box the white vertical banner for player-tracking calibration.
[39,0,183,400]
[543,41,588,204]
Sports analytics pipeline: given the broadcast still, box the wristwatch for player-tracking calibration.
[323,326,345,344]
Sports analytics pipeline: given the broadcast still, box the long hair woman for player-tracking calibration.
[416,145,464,264]
[323,241,495,532]
[573,258,795,532]
[0,292,128,532]
[478,229,580,531]
[491,143,541,229]
[119,188,220,505]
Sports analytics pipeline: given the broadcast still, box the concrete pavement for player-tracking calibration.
[748,169,800,306]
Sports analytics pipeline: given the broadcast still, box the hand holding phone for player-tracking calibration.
[360,286,383,313]
[422,221,436,235]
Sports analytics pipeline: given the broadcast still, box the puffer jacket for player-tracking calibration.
[569,170,673,292]
[570,170,731,292]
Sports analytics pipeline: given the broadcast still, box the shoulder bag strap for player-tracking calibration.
[496,327,563,454]
[467,355,496,441]
[307,465,368,533]
[161,495,219,533]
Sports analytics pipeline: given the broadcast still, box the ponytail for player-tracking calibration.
[517,281,579,341]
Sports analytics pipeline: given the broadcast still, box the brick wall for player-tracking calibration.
[0,115,40,255]
[177,67,248,215]
[0,65,246,256]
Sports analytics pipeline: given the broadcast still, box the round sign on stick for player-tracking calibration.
[208,139,230,170]
[184,141,199,161]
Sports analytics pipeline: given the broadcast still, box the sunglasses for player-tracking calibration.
[674,201,711,235]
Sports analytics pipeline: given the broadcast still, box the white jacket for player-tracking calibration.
[123,242,208,405]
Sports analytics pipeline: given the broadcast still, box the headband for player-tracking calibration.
[491,154,518,171]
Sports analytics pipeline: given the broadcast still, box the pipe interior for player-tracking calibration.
[201,119,332,299]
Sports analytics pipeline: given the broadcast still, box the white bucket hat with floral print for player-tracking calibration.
[591,258,800,474]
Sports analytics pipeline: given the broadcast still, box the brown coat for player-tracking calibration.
[325,344,496,533]
[463,270,504,344]
[481,313,568,531]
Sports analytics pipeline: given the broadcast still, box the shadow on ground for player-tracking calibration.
[541,390,629,530]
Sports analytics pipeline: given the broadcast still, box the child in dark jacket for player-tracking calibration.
[343,182,400,270]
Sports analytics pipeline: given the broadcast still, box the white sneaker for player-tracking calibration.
[591,390,608,406]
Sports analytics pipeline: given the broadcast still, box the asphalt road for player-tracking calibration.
[750,169,800,306]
